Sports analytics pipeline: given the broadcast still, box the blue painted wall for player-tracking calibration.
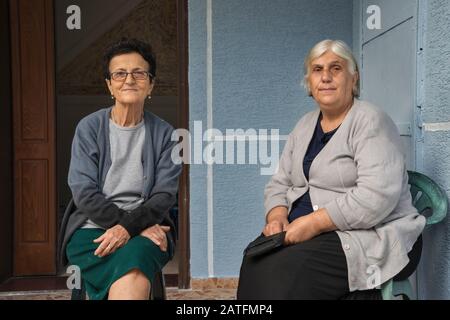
[417,0,450,300]
[352,0,362,68]
[189,0,353,278]
[188,0,209,277]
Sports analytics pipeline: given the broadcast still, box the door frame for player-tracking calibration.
[0,0,14,283]
[176,0,190,289]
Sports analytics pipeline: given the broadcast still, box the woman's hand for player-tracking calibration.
[284,215,319,245]
[263,219,289,236]
[93,225,131,258]
[140,224,171,252]
[263,206,289,236]
[284,208,337,245]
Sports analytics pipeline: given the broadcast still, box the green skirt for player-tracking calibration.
[66,228,170,300]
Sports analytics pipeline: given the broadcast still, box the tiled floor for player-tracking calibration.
[0,287,237,300]
[0,276,238,300]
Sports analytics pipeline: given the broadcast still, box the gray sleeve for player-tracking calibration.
[263,133,294,217]
[324,112,405,231]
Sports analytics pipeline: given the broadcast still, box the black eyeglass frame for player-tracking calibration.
[109,70,155,81]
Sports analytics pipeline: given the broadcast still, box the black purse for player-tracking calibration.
[243,231,286,257]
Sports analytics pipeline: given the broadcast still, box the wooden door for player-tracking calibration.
[10,0,56,275]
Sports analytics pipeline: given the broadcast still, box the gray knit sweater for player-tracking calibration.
[58,107,181,267]
[264,99,426,291]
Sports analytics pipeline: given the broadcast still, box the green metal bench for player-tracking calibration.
[381,170,448,300]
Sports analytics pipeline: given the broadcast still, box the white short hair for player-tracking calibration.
[302,39,360,97]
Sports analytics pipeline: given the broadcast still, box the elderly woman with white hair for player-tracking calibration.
[237,39,426,299]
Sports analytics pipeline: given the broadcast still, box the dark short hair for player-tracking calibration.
[103,38,156,81]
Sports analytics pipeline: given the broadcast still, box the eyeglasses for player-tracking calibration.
[109,71,154,81]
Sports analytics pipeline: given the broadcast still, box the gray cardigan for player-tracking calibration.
[264,99,426,291]
[58,107,181,268]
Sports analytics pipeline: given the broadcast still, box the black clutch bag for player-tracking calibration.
[243,231,286,257]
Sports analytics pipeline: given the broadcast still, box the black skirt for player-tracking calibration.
[238,230,422,300]
[237,232,351,300]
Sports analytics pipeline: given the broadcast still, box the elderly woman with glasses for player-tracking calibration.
[237,39,426,300]
[58,38,181,300]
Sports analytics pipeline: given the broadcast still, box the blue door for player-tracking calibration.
[359,0,418,170]
[357,0,420,297]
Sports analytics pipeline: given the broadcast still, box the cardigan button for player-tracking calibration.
[313,205,319,211]
[344,244,350,250]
